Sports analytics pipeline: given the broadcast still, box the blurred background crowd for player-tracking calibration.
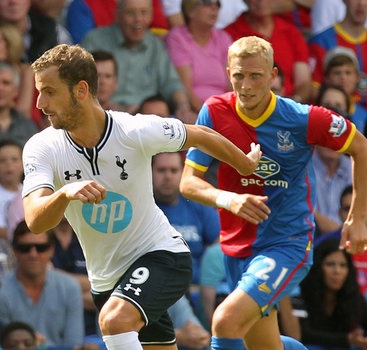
[1,0,367,349]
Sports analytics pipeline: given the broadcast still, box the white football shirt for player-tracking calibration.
[22,111,190,291]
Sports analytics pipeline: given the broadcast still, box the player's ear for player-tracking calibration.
[74,80,89,99]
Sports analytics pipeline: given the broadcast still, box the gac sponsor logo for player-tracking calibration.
[240,177,288,188]
[254,156,280,179]
[240,156,289,189]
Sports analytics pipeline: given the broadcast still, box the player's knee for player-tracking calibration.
[212,306,239,336]
[99,299,143,334]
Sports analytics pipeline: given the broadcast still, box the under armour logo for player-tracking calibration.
[124,284,142,296]
[115,156,128,180]
[64,170,82,180]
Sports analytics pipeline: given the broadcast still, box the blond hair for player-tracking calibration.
[0,22,24,64]
[228,36,274,68]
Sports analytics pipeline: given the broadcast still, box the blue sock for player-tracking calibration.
[281,335,308,350]
[211,336,246,350]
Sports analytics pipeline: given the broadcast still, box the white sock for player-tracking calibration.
[102,331,143,350]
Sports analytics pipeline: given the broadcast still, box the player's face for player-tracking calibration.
[322,251,349,292]
[35,66,84,131]
[152,153,183,204]
[227,55,275,118]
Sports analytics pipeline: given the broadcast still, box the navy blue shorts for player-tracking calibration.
[91,250,192,346]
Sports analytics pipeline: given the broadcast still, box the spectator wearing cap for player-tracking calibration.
[308,0,367,106]
[323,46,367,136]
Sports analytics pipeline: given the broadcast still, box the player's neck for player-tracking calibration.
[68,108,106,148]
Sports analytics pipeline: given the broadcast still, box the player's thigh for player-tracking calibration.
[143,345,178,350]
[244,307,283,350]
[235,250,311,316]
[99,296,143,332]
[112,250,192,323]
[93,250,192,332]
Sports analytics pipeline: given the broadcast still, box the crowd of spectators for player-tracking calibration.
[1,0,367,349]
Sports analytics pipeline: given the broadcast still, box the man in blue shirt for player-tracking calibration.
[152,152,220,287]
[0,220,84,347]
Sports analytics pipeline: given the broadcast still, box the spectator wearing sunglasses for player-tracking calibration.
[0,220,85,348]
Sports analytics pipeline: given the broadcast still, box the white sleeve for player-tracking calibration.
[311,0,345,35]
[215,0,248,29]
[161,0,181,16]
[22,134,55,198]
[130,114,187,156]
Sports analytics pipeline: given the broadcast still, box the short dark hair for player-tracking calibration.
[91,50,118,76]
[12,220,54,247]
[0,138,23,152]
[315,83,351,119]
[0,321,36,346]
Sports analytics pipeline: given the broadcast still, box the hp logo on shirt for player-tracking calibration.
[82,191,133,233]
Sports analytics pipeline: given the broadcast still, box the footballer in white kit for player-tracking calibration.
[22,111,192,345]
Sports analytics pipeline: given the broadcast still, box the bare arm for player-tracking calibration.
[23,180,106,233]
[279,296,301,341]
[180,165,270,225]
[181,124,270,224]
[171,90,198,124]
[314,210,341,234]
[292,62,312,103]
[182,124,262,177]
[200,285,217,327]
[175,321,210,348]
[339,130,367,253]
